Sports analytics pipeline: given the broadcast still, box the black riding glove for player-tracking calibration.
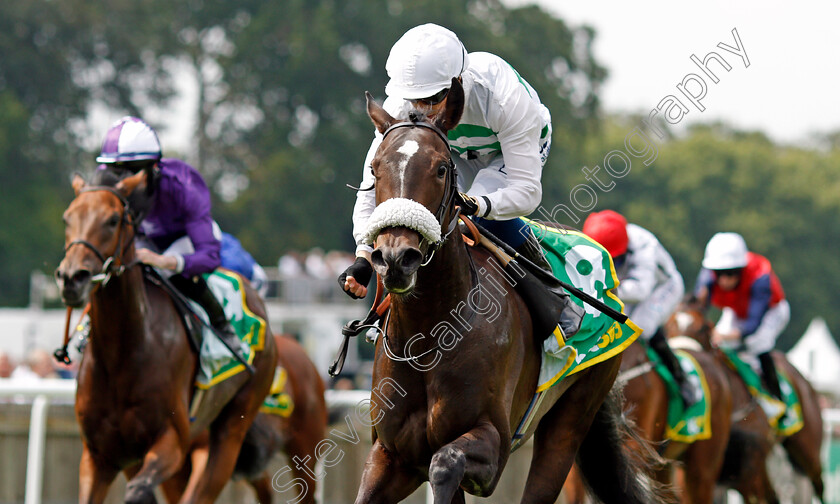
[455,192,481,216]
[338,257,374,299]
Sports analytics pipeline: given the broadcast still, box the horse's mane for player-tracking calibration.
[90,166,158,223]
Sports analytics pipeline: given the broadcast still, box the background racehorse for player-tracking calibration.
[355,78,665,504]
[56,172,278,504]
[162,333,328,504]
[563,338,732,504]
[664,299,824,503]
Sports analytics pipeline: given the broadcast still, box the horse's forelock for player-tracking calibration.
[407,109,429,123]
[90,168,156,221]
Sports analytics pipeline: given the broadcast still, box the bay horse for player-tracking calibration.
[162,333,328,504]
[564,337,733,504]
[56,172,278,504]
[355,78,664,504]
[664,298,825,503]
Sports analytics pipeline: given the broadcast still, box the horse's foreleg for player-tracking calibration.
[124,426,187,504]
[354,439,423,504]
[248,474,274,504]
[282,430,320,504]
[79,444,119,504]
[561,464,589,504]
[428,420,504,504]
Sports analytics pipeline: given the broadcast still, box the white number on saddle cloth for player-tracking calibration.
[563,244,608,318]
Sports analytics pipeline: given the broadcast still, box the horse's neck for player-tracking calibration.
[88,266,150,367]
[390,230,473,333]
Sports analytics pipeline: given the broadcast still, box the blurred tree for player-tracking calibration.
[0,0,605,305]
[210,0,606,260]
[583,117,840,349]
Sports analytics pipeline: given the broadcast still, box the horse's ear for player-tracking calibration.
[434,77,464,133]
[115,169,148,198]
[366,91,396,134]
[72,174,86,196]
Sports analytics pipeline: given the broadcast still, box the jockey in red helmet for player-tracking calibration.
[583,210,696,406]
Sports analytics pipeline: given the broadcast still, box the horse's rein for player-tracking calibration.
[64,185,140,285]
[380,120,461,265]
[57,185,140,365]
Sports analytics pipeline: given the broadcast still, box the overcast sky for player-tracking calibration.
[506,0,840,145]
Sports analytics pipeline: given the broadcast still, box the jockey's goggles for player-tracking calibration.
[410,87,450,106]
[713,268,743,278]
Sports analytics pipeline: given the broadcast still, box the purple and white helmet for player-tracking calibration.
[96,116,162,164]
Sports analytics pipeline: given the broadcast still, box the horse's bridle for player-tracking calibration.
[64,185,139,285]
[380,120,461,265]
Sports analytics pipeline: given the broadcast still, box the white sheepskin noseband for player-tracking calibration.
[363,198,441,245]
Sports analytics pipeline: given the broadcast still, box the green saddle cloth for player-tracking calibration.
[646,346,712,442]
[720,348,803,436]
[521,219,642,392]
[193,269,267,389]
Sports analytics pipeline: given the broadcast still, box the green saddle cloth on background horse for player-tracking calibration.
[646,346,713,443]
[720,348,803,436]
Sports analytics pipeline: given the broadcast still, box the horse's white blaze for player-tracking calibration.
[396,140,419,196]
[675,311,694,334]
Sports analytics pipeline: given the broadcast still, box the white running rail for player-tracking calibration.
[4,379,840,504]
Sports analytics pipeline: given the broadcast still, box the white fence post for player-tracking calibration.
[25,395,50,504]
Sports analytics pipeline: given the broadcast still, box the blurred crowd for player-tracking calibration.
[277,248,355,281]
[273,248,356,303]
[0,348,76,381]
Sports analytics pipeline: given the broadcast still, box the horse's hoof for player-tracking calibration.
[125,482,157,504]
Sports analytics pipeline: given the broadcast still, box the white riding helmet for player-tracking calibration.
[384,23,469,100]
[702,232,748,270]
[96,116,162,164]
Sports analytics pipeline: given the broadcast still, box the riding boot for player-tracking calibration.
[514,231,553,275]
[649,329,697,407]
[759,352,783,400]
[171,275,243,354]
[514,232,584,340]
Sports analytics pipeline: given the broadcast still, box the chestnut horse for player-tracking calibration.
[564,336,733,504]
[664,299,824,503]
[162,334,328,504]
[355,78,663,504]
[56,172,278,504]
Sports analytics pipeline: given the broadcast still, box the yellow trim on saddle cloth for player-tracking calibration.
[569,318,642,377]
[224,267,267,352]
[535,333,576,393]
[666,351,713,443]
[194,269,267,390]
[260,367,295,417]
[522,220,643,391]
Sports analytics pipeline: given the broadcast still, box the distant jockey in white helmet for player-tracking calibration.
[339,23,553,299]
[694,232,788,399]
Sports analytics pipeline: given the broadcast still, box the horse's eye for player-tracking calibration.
[107,215,120,228]
[437,164,447,178]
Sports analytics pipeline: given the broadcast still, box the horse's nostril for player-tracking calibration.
[70,270,92,286]
[371,249,386,269]
[399,248,423,274]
